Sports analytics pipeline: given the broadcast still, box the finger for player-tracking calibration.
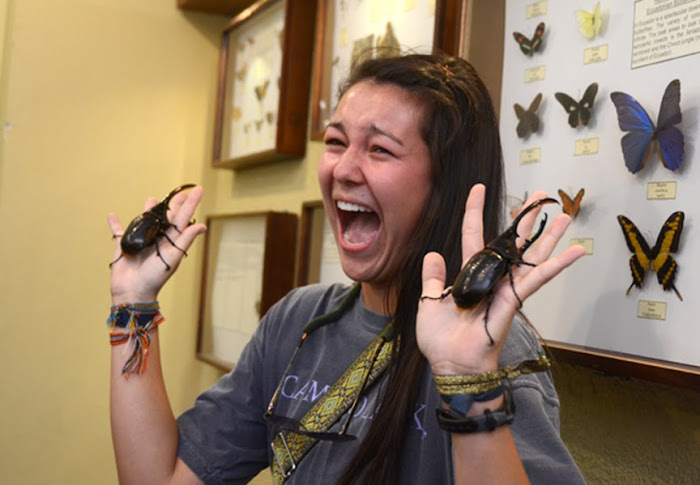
[514,244,586,302]
[169,186,203,230]
[519,213,572,266]
[172,221,208,253]
[167,186,191,213]
[107,212,125,260]
[150,221,207,272]
[107,212,124,239]
[461,184,486,262]
[421,251,448,301]
[513,190,550,248]
[143,196,159,212]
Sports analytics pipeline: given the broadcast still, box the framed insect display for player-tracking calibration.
[309,0,467,140]
[197,212,298,370]
[497,0,700,384]
[296,201,352,287]
[212,0,317,169]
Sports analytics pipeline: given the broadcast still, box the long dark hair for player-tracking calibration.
[336,53,505,484]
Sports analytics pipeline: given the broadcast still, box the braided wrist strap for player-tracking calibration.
[107,302,164,376]
[433,354,551,395]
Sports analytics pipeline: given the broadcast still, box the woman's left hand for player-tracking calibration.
[416,184,586,375]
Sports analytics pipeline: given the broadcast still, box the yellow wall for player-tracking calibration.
[0,1,315,482]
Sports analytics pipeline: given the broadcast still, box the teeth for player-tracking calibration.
[337,200,371,212]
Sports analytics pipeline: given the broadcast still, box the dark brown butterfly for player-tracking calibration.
[617,211,684,301]
[514,93,543,138]
[555,83,599,128]
[513,22,545,56]
[254,80,270,102]
[558,188,585,218]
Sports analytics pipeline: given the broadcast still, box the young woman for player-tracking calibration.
[108,53,586,484]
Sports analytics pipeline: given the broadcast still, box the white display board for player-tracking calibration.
[500,0,700,367]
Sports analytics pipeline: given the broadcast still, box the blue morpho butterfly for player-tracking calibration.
[609,79,683,174]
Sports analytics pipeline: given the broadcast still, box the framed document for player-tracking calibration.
[212,0,317,168]
[197,211,297,370]
[296,200,352,286]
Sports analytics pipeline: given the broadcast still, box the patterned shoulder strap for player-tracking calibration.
[270,326,394,484]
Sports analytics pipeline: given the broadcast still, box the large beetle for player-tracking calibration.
[423,197,558,345]
[110,184,196,271]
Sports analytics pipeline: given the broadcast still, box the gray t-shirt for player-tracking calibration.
[177,283,584,484]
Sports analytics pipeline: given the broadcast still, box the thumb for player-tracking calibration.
[421,252,448,300]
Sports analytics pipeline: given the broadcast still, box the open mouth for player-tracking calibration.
[336,200,380,246]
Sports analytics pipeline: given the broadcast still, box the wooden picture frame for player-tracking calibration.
[196,211,298,371]
[177,0,249,16]
[296,200,351,286]
[212,0,317,169]
[309,0,466,140]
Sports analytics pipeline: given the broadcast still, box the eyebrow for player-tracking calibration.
[325,121,404,146]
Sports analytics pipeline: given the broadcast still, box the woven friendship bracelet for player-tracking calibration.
[107,302,164,376]
[106,301,162,330]
[434,354,551,396]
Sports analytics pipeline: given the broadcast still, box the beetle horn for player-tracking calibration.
[161,183,196,205]
[510,197,558,229]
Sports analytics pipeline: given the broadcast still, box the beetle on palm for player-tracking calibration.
[110,184,195,271]
[422,197,558,345]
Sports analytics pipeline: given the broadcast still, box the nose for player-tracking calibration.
[332,146,364,185]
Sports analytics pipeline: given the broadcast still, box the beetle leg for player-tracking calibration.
[154,240,172,272]
[439,286,453,300]
[109,253,123,268]
[482,292,496,346]
[419,286,453,302]
[480,265,523,347]
[507,265,524,309]
[161,232,189,257]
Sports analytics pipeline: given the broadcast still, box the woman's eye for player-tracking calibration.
[371,145,393,156]
[324,137,345,147]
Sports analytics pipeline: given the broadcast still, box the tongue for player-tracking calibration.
[344,212,380,244]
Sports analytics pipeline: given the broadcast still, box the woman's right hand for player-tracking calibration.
[107,185,207,305]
